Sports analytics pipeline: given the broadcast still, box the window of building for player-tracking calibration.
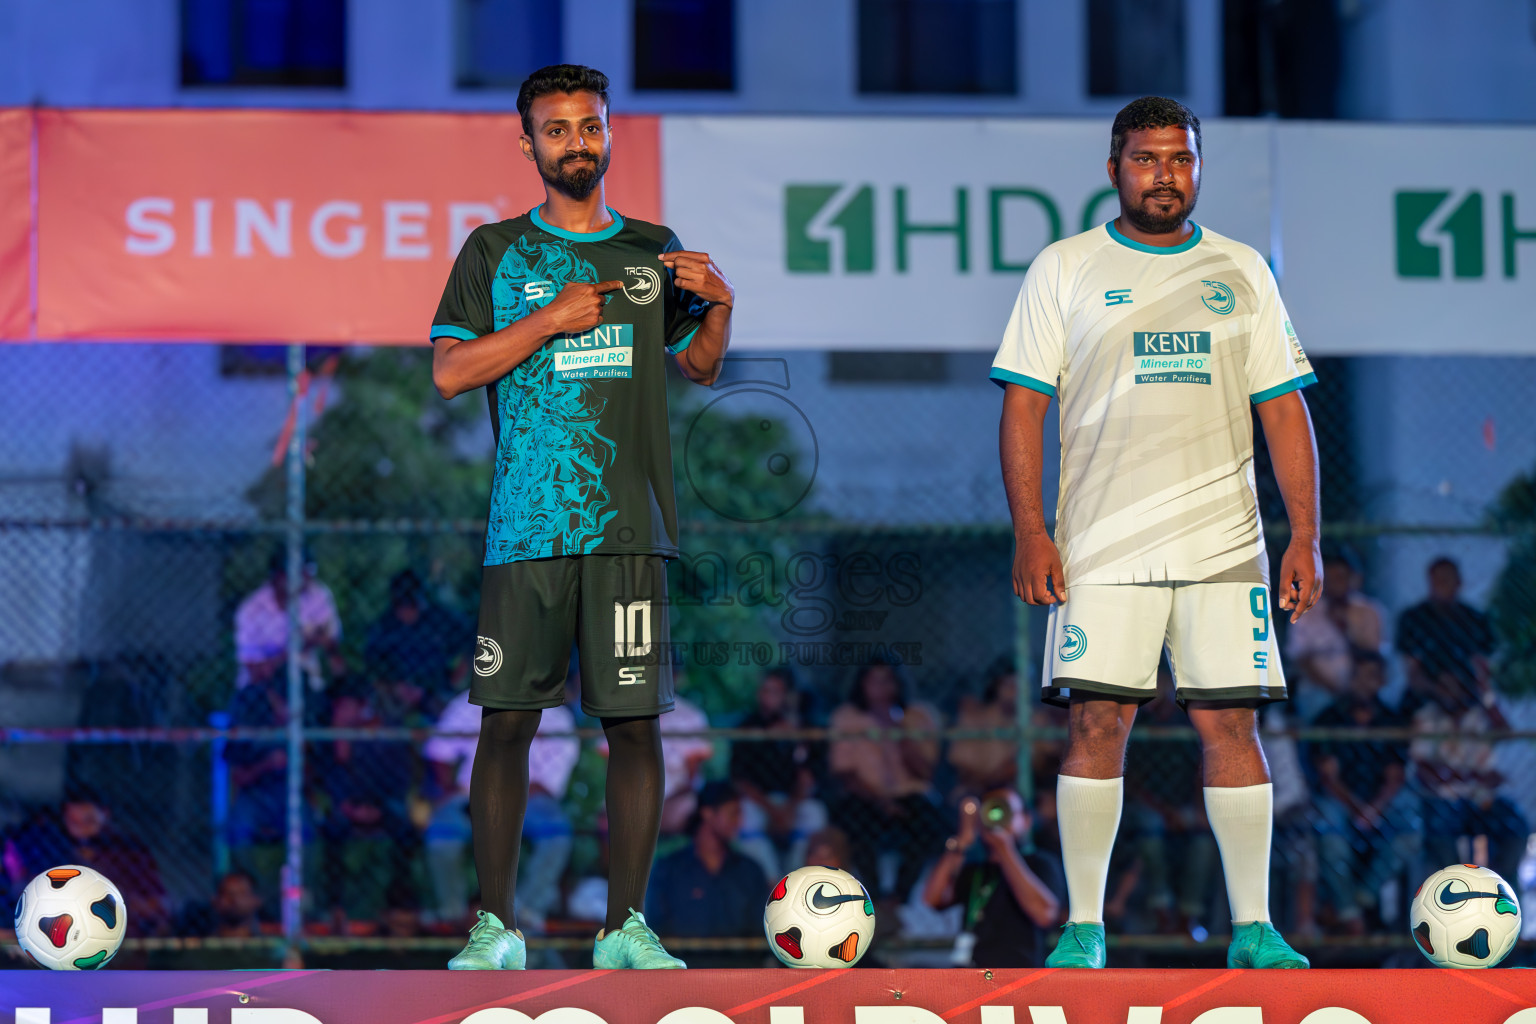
[456,0,563,90]
[181,0,346,87]
[1086,0,1186,97]
[857,0,1018,95]
[633,0,736,91]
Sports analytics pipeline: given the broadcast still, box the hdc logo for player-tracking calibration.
[784,183,1117,275]
[1395,189,1534,279]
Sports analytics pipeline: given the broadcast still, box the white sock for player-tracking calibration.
[1204,783,1274,924]
[1056,775,1124,924]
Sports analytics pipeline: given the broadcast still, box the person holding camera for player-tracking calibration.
[923,790,1066,967]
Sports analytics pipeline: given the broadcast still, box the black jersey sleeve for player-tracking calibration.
[661,231,713,354]
[429,228,495,344]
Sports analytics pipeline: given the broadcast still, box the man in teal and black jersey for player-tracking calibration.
[429,64,734,970]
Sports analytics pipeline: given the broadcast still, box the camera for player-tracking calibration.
[980,792,1012,829]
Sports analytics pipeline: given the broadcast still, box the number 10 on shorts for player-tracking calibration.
[614,600,653,659]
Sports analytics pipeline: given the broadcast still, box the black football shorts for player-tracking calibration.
[471,554,674,717]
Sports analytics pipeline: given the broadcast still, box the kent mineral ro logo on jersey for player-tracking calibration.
[1134,331,1212,385]
[553,324,634,380]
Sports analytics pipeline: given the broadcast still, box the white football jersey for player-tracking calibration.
[992,221,1315,586]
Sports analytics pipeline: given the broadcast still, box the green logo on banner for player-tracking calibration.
[1396,191,1484,279]
[785,185,876,273]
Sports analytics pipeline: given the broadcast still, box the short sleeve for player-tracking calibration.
[429,228,495,344]
[662,232,711,355]
[1245,256,1317,403]
[989,251,1065,396]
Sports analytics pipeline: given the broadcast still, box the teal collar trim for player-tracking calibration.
[1106,219,1202,255]
[531,205,624,242]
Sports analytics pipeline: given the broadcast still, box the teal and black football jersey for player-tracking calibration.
[430,206,709,566]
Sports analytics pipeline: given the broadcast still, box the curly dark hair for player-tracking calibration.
[1109,96,1202,166]
[517,64,611,136]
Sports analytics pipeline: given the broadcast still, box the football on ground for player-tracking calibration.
[764,865,876,968]
[1409,863,1521,968]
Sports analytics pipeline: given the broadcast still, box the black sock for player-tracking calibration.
[469,706,541,930]
[601,714,664,933]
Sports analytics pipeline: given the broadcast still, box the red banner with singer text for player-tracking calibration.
[0,109,31,339]
[35,109,660,342]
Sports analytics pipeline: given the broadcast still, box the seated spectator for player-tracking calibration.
[645,781,769,968]
[731,666,827,880]
[422,683,579,931]
[1311,652,1420,933]
[802,826,855,873]
[223,671,323,916]
[1118,666,1218,936]
[364,569,467,714]
[1286,547,1389,721]
[1397,557,1497,711]
[598,671,713,836]
[828,660,948,901]
[319,668,420,926]
[7,786,169,937]
[1411,669,1529,885]
[1258,700,1320,938]
[922,790,1064,967]
[235,550,345,692]
[180,869,267,939]
[947,657,1021,797]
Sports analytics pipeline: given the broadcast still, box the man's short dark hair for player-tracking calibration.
[517,64,611,136]
[1110,96,1202,166]
[1428,556,1460,577]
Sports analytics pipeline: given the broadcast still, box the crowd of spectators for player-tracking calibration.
[2,551,1530,968]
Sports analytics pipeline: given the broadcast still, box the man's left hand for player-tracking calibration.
[1277,535,1323,623]
[660,250,734,308]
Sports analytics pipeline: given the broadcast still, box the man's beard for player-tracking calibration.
[539,150,610,200]
[1121,184,1199,235]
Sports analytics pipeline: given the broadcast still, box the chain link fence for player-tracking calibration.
[3,343,1536,969]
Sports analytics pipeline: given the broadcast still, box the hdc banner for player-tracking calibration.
[661,116,1275,351]
[34,110,661,342]
[1275,122,1536,356]
[0,108,31,339]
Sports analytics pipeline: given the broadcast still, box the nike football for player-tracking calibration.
[764,865,875,968]
[1409,864,1521,968]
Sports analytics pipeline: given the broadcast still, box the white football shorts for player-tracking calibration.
[1041,581,1287,706]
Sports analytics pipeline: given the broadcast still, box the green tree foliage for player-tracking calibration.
[243,347,490,660]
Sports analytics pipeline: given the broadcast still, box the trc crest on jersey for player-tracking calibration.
[1200,279,1236,315]
[623,265,663,305]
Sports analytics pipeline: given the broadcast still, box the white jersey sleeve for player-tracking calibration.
[1245,255,1316,402]
[991,249,1065,396]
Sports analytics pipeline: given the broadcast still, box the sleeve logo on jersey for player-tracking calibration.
[553,324,634,380]
[623,265,663,305]
[1199,279,1236,315]
[1133,331,1211,385]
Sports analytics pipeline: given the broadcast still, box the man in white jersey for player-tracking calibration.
[992,97,1320,969]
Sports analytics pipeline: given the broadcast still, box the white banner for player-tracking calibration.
[1275,122,1536,355]
[662,116,1274,351]
[663,117,1536,354]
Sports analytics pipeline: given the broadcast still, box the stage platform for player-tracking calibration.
[4,968,1536,1024]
